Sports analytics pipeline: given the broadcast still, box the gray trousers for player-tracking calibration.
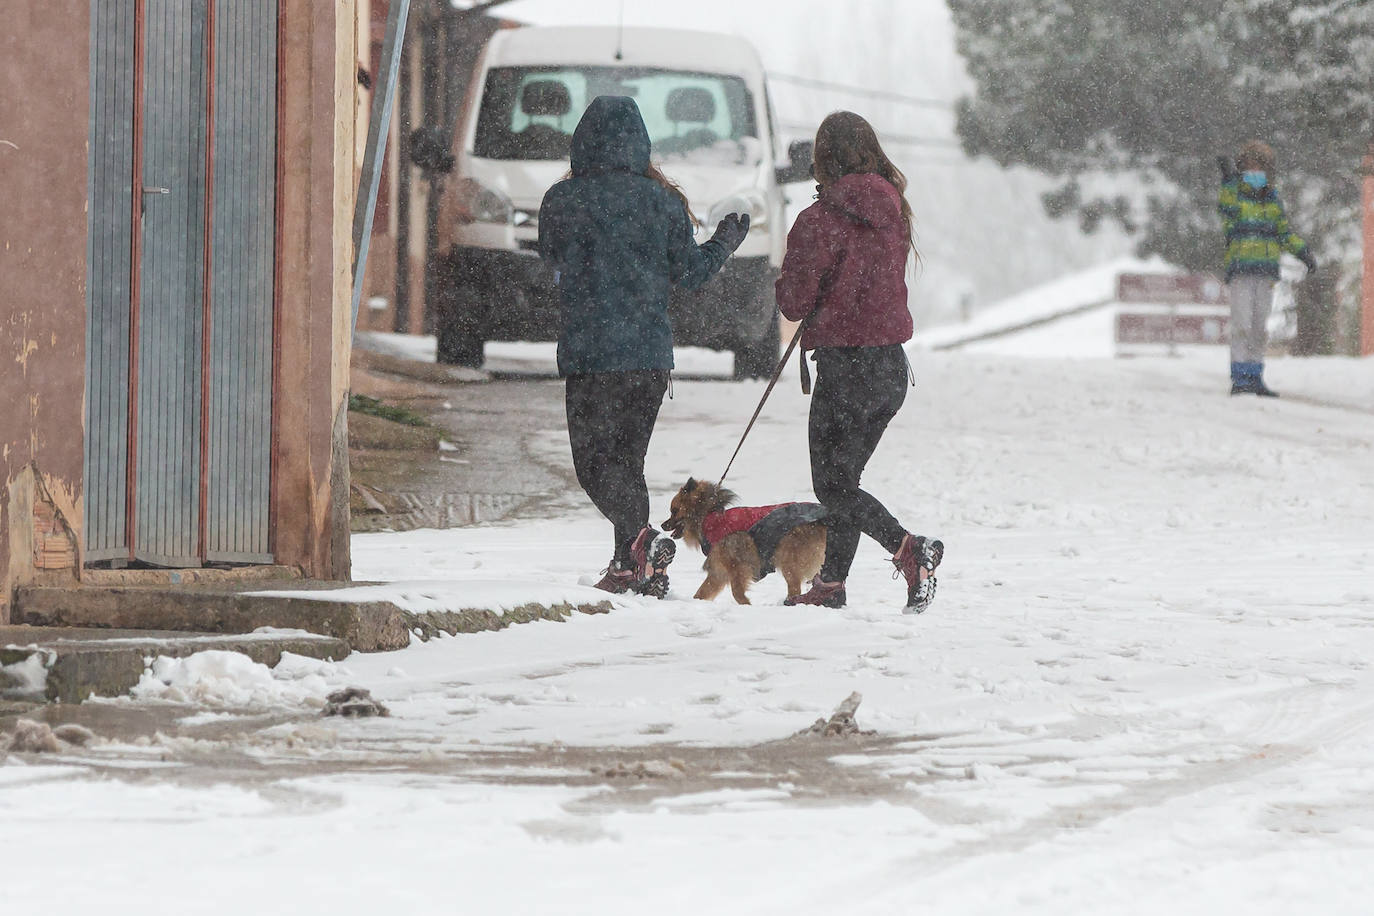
[1228,274,1274,363]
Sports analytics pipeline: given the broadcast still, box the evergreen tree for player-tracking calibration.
[949,0,1373,272]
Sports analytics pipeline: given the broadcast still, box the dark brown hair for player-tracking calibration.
[813,111,918,262]
[1237,139,1275,173]
[562,162,701,227]
[646,162,700,227]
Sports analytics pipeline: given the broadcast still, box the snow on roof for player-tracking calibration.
[485,26,765,80]
[912,255,1176,352]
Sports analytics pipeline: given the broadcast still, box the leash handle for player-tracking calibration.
[717,309,815,487]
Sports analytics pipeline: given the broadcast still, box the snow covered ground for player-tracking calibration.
[4,349,1373,914]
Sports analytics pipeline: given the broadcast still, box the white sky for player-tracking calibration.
[490,0,971,118]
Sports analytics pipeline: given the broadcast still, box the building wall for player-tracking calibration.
[358,0,399,332]
[0,3,90,623]
[396,9,508,338]
[0,0,357,620]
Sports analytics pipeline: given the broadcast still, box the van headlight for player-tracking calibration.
[707,190,768,229]
[448,178,512,225]
[469,182,514,224]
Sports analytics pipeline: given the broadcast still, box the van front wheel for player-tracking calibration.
[436,315,484,368]
[732,313,781,381]
[434,265,487,368]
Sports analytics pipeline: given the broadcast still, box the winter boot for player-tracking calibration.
[892,533,944,614]
[783,576,847,608]
[628,526,674,577]
[1229,362,1255,395]
[593,560,638,594]
[625,526,676,599]
[1253,365,1279,398]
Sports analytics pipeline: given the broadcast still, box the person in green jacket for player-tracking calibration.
[1217,140,1316,397]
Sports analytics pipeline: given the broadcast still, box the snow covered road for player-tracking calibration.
[3,351,1373,914]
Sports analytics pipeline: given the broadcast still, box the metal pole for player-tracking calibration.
[393,35,413,333]
[351,0,411,335]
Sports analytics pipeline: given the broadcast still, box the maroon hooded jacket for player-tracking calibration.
[775,172,913,349]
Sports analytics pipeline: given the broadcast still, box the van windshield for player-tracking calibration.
[473,66,760,166]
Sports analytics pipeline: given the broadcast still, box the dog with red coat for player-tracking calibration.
[662,478,829,605]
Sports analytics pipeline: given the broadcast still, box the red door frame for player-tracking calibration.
[268,0,285,557]
[196,0,219,561]
[124,0,145,561]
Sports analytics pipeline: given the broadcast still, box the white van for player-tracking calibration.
[419,25,812,378]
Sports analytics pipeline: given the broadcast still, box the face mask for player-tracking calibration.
[1242,170,1267,189]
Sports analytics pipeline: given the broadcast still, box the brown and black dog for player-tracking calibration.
[662,478,828,604]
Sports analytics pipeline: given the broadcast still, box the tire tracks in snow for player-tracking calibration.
[794,681,1374,907]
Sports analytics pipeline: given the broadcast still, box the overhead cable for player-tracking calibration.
[768,71,954,110]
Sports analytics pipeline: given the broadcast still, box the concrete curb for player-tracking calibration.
[400,599,614,640]
[352,340,489,385]
[15,586,410,652]
[1,627,349,704]
[6,586,616,704]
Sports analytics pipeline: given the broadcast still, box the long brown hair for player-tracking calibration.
[813,111,918,262]
[561,162,701,227]
[645,162,700,227]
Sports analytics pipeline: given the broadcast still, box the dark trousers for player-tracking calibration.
[809,345,909,581]
[565,369,669,562]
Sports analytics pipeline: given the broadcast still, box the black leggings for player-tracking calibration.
[809,345,909,581]
[565,369,669,562]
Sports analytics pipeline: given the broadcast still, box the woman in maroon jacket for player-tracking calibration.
[775,111,943,613]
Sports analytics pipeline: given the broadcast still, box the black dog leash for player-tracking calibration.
[717,308,817,487]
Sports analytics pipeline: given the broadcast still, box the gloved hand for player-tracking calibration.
[711,213,750,253]
[1298,248,1317,275]
[1216,155,1237,181]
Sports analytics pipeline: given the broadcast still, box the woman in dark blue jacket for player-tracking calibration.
[539,95,749,594]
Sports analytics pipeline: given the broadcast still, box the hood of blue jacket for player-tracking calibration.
[570,95,651,177]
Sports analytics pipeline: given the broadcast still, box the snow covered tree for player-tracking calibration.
[948,0,1374,273]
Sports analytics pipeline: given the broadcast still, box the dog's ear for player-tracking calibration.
[684,477,696,492]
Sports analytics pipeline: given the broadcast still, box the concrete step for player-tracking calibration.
[0,625,350,704]
[81,565,303,588]
[13,583,410,652]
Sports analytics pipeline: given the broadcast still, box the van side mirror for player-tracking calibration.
[775,140,813,185]
[410,126,455,174]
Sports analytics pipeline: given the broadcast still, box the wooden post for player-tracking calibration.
[1363,143,1374,357]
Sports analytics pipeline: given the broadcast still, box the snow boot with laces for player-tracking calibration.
[592,561,638,594]
[892,533,943,614]
[783,576,847,609]
[594,526,676,596]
